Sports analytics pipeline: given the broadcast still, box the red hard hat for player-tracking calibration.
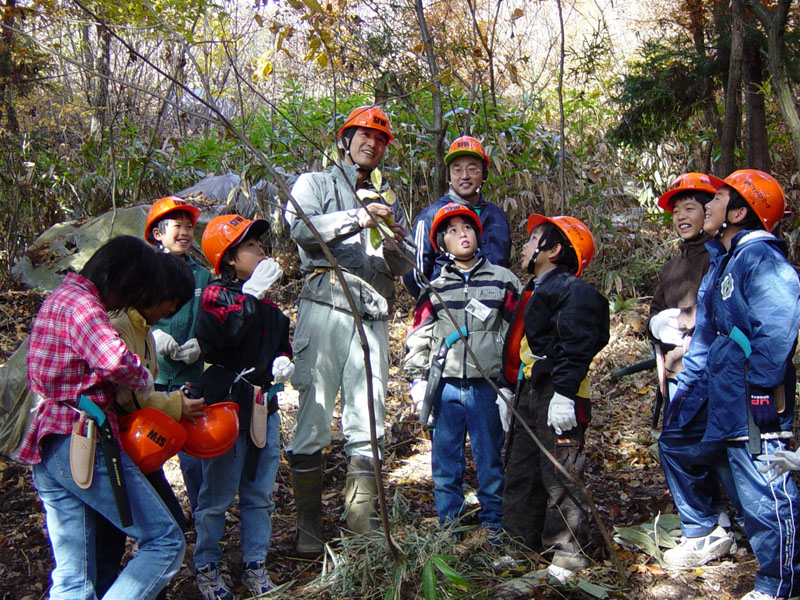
[201,214,269,275]
[722,169,786,232]
[429,202,483,252]
[144,196,201,245]
[119,408,187,475]
[180,402,240,458]
[444,136,489,169]
[526,214,596,276]
[337,105,394,142]
[657,173,725,212]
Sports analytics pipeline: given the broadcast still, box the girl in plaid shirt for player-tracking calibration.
[20,236,185,600]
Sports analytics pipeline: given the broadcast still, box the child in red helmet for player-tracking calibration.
[404,202,520,533]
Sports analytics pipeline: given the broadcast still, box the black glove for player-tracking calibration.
[663,387,688,427]
[749,386,778,428]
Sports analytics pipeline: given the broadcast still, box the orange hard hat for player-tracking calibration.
[180,402,240,458]
[201,214,269,275]
[657,173,725,212]
[526,214,596,276]
[722,169,786,232]
[337,105,394,143]
[144,196,202,244]
[429,202,483,252]
[444,136,489,169]
[119,408,187,475]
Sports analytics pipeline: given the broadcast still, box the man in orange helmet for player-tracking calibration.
[284,105,413,557]
[665,170,800,600]
[403,135,511,300]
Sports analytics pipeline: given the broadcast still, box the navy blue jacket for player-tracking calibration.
[677,231,800,441]
[402,191,511,300]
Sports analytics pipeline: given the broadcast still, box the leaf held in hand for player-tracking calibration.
[371,168,383,190]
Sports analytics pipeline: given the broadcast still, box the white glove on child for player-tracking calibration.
[496,387,513,433]
[152,329,180,357]
[409,379,428,412]
[757,449,800,482]
[136,370,155,401]
[547,391,577,435]
[649,308,684,346]
[242,258,283,299]
[272,356,295,383]
[173,338,201,364]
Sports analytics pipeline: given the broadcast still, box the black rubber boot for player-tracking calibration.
[289,450,324,558]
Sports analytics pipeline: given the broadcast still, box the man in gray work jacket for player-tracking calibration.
[284,105,413,558]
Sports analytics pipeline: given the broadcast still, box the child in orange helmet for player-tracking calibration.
[502,215,609,583]
[191,214,291,600]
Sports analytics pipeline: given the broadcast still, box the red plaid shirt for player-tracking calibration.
[17,273,150,464]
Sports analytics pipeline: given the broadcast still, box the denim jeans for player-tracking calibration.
[155,383,203,513]
[431,378,504,529]
[32,433,185,600]
[194,411,280,567]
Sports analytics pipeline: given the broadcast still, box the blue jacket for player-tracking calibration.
[402,190,511,300]
[677,231,800,441]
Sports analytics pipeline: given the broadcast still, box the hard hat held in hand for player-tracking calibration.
[119,408,188,475]
[180,402,240,458]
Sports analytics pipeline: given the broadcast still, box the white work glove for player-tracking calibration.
[409,379,428,412]
[547,391,577,435]
[757,449,800,482]
[272,356,295,383]
[242,258,283,299]
[151,329,180,358]
[173,338,201,364]
[649,307,684,346]
[136,369,155,401]
[496,387,513,433]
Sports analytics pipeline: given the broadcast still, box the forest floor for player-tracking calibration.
[0,272,772,600]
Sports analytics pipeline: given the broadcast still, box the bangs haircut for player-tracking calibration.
[220,229,265,281]
[154,209,196,235]
[80,235,160,311]
[671,190,715,209]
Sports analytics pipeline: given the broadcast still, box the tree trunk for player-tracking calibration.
[0,0,19,134]
[687,0,720,165]
[743,37,769,171]
[88,19,111,141]
[719,0,745,177]
[413,0,446,199]
[747,0,800,172]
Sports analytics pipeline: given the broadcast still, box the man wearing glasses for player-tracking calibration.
[403,136,511,301]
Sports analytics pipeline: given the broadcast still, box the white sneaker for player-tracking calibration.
[547,564,575,585]
[195,563,234,600]
[739,591,792,600]
[242,559,275,597]
[662,525,733,567]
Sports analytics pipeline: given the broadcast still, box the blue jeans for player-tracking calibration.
[32,434,185,600]
[431,378,504,529]
[155,383,203,513]
[194,411,280,567]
